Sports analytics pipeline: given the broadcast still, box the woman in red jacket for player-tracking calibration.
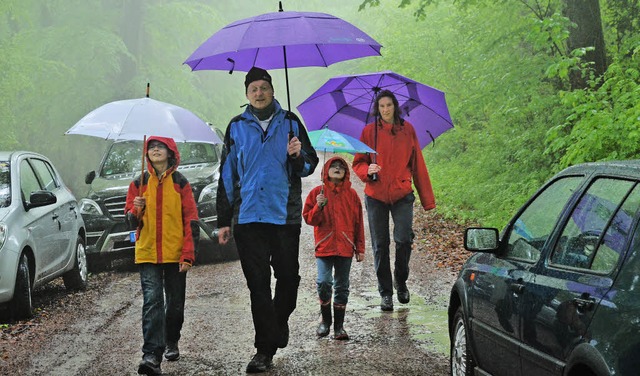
[303,156,365,340]
[352,90,436,312]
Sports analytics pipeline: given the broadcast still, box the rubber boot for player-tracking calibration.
[333,304,349,340]
[316,300,332,337]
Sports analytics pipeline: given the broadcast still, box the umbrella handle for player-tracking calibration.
[140,135,146,188]
[371,117,378,181]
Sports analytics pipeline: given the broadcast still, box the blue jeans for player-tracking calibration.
[365,193,415,297]
[139,263,186,359]
[316,256,353,305]
[234,223,301,356]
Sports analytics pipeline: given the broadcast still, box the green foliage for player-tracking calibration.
[546,61,640,168]
[3,0,640,230]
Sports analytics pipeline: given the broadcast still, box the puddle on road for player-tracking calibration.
[349,291,449,355]
[308,289,451,355]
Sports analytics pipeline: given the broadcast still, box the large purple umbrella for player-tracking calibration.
[297,71,454,149]
[184,3,382,115]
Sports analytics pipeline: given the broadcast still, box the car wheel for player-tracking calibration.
[450,306,475,376]
[63,236,89,291]
[10,253,33,320]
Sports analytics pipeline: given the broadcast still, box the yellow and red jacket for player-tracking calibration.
[352,119,436,210]
[124,136,199,265]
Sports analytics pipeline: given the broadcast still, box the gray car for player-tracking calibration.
[0,151,87,320]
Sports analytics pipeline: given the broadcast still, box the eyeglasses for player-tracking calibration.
[148,142,167,150]
[330,164,346,171]
[248,85,273,94]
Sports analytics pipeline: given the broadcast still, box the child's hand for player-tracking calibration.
[356,253,364,262]
[317,193,327,207]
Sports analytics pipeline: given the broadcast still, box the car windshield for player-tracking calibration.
[100,141,219,177]
[0,161,9,208]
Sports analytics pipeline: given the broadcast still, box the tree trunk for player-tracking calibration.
[563,0,607,89]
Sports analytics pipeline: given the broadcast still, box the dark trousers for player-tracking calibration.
[139,263,186,359]
[234,223,301,356]
[365,193,415,297]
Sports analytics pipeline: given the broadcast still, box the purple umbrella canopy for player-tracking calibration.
[184,3,382,118]
[297,71,454,149]
[184,8,381,72]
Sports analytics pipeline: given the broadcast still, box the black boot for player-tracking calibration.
[316,300,332,337]
[333,304,349,340]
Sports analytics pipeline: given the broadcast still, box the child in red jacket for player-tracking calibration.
[303,156,365,340]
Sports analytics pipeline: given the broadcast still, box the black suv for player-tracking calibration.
[449,160,640,376]
[79,138,234,268]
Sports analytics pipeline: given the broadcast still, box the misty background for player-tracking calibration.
[3,0,639,227]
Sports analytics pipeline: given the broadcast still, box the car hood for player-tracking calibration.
[0,207,10,222]
[86,162,218,199]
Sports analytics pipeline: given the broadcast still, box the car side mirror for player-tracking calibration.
[26,190,57,210]
[464,227,499,252]
[85,171,96,184]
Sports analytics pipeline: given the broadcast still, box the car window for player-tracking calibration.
[0,161,10,208]
[505,176,584,262]
[101,141,218,177]
[550,178,639,272]
[20,159,42,201]
[101,141,141,176]
[177,142,218,165]
[30,158,59,191]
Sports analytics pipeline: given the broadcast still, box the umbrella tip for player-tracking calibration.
[146,82,150,98]
[279,1,283,11]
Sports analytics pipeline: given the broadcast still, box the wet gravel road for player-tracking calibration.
[0,155,458,375]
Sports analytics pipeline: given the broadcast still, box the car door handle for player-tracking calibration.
[52,214,59,220]
[510,283,525,294]
[574,294,595,312]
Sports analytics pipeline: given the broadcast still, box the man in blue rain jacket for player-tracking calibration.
[216,67,319,373]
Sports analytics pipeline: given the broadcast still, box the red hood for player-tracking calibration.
[322,156,352,191]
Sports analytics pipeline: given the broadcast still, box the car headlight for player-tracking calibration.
[79,198,103,215]
[198,183,217,203]
[0,223,6,250]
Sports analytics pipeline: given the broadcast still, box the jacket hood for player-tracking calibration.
[322,156,352,190]
[145,136,180,173]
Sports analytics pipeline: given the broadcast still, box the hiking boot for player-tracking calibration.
[397,289,410,304]
[334,327,349,340]
[316,302,332,337]
[381,296,394,311]
[164,341,180,361]
[246,353,273,373]
[137,354,161,375]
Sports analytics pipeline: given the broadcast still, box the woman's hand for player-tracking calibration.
[367,163,381,176]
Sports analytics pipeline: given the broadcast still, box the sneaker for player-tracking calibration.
[164,341,180,361]
[397,289,410,304]
[137,354,161,375]
[246,353,273,373]
[381,296,394,311]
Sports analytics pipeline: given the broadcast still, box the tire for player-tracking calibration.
[450,306,475,376]
[63,236,89,291]
[10,253,33,320]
